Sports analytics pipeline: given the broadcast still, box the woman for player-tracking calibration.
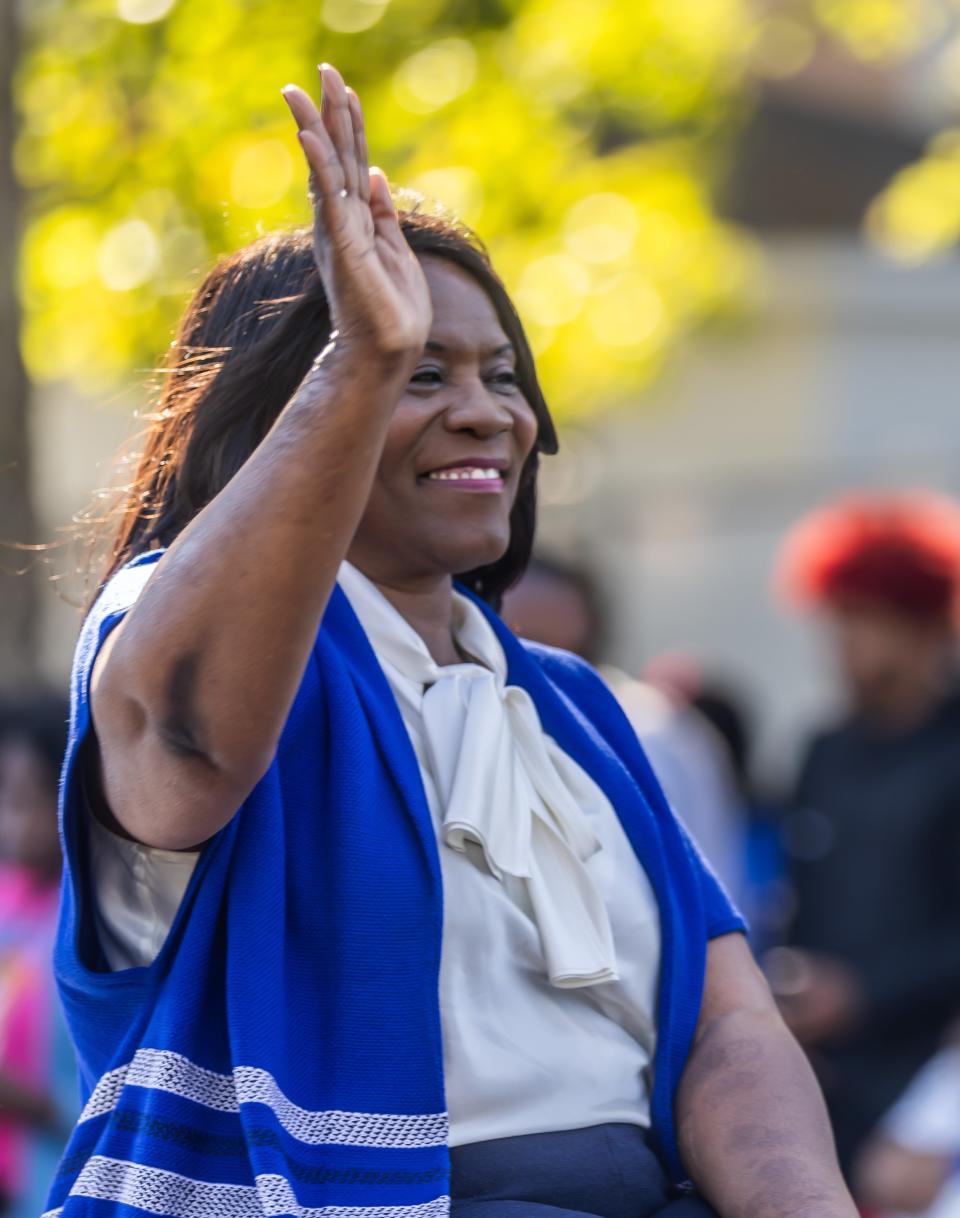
[46,65,856,1218]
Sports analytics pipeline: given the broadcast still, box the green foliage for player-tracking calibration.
[16,0,758,418]
[22,0,957,415]
[849,0,960,264]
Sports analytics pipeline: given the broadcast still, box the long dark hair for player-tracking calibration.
[100,207,558,608]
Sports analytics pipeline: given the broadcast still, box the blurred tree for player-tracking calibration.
[763,0,960,263]
[1,0,39,691]
[8,0,960,677]
[14,0,761,419]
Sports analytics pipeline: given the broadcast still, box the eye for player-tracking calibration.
[487,368,518,391]
[410,366,444,386]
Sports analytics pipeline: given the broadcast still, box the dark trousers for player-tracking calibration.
[449,1123,720,1218]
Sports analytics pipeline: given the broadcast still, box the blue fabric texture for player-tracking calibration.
[46,551,745,1217]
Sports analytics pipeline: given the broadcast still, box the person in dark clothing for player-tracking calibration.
[770,492,960,1180]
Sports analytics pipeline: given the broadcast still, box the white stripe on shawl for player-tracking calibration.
[78,1048,448,1148]
[42,1156,450,1218]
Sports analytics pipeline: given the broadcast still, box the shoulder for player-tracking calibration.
[517,640,642,748]
[518,638,613,702]
[72,551,166,706]
[81,552,164,642]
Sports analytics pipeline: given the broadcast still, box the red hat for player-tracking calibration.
[775,492,960,624]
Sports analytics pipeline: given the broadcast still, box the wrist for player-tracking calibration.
[315,329,421,381]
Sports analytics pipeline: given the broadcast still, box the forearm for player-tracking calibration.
[676,1007,856,1218]
[97,335,415,844]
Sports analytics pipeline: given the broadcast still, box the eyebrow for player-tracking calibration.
[424,340,515,357]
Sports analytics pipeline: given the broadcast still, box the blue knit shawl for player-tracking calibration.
[46,551,743,1218]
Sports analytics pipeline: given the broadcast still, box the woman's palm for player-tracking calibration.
[282,65,432,354]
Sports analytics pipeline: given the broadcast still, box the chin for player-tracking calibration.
[445,528,511,578]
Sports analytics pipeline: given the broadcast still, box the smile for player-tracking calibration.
[422,465,505,492]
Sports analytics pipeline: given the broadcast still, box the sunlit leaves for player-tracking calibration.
[813,0,947,61]
[866,132,960,262]
[16,0,757,414]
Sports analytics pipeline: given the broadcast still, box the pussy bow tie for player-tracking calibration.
[415,656,619,990]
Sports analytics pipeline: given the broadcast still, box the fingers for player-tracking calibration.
[318,64,359,197]
[368,167,403,244]
[346,88,370,205]
[282,85,346,202]
[368,168,395,219]
[283,66,371,205]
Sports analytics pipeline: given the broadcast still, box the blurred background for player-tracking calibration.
[3,0,960,1215]
[5,0,960,776]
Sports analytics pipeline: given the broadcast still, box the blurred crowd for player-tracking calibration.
[2,489,960,1216]
[0,693,77,1217]
[504,490,960,1218]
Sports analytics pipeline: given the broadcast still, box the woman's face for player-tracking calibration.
[348,256,539,586]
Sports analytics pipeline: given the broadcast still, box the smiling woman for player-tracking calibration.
[99,216,554,620]
[46,63,856,1218]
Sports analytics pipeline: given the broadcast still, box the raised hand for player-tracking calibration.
[282,65,432,357]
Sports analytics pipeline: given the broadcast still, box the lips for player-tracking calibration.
[419,460,507,491]
[426,466,501,483]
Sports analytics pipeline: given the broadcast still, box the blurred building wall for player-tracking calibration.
[535,236,960,785]
[32,383,136,689]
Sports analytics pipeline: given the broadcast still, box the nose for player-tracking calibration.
[442,375,513,439]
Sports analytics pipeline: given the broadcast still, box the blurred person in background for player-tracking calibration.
[854,1024,960,1218]
[646,665,789,954]
[0,694,74,1217]
[502,556,747,906]
[770,492,960,1179]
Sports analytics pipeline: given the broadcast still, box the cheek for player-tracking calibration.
[515,404,539,461]
[374,407,423,491]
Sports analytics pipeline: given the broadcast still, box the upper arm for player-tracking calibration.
[698,932,779,1032]
[85,584,250,852]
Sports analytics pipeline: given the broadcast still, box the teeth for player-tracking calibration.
[427,467,501,481]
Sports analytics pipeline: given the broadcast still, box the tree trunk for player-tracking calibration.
[0,0,39,693]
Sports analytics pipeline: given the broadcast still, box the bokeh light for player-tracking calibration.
[392,39,478,114]
[230,139,295,210]
[117,0,177,24]
[321,0,391,34]
[749,16,817,79]
[516,253,590,329]
[406,168,484,224]
[563,194,639,265]
[587,273,665,351]
[97,220,160,292]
